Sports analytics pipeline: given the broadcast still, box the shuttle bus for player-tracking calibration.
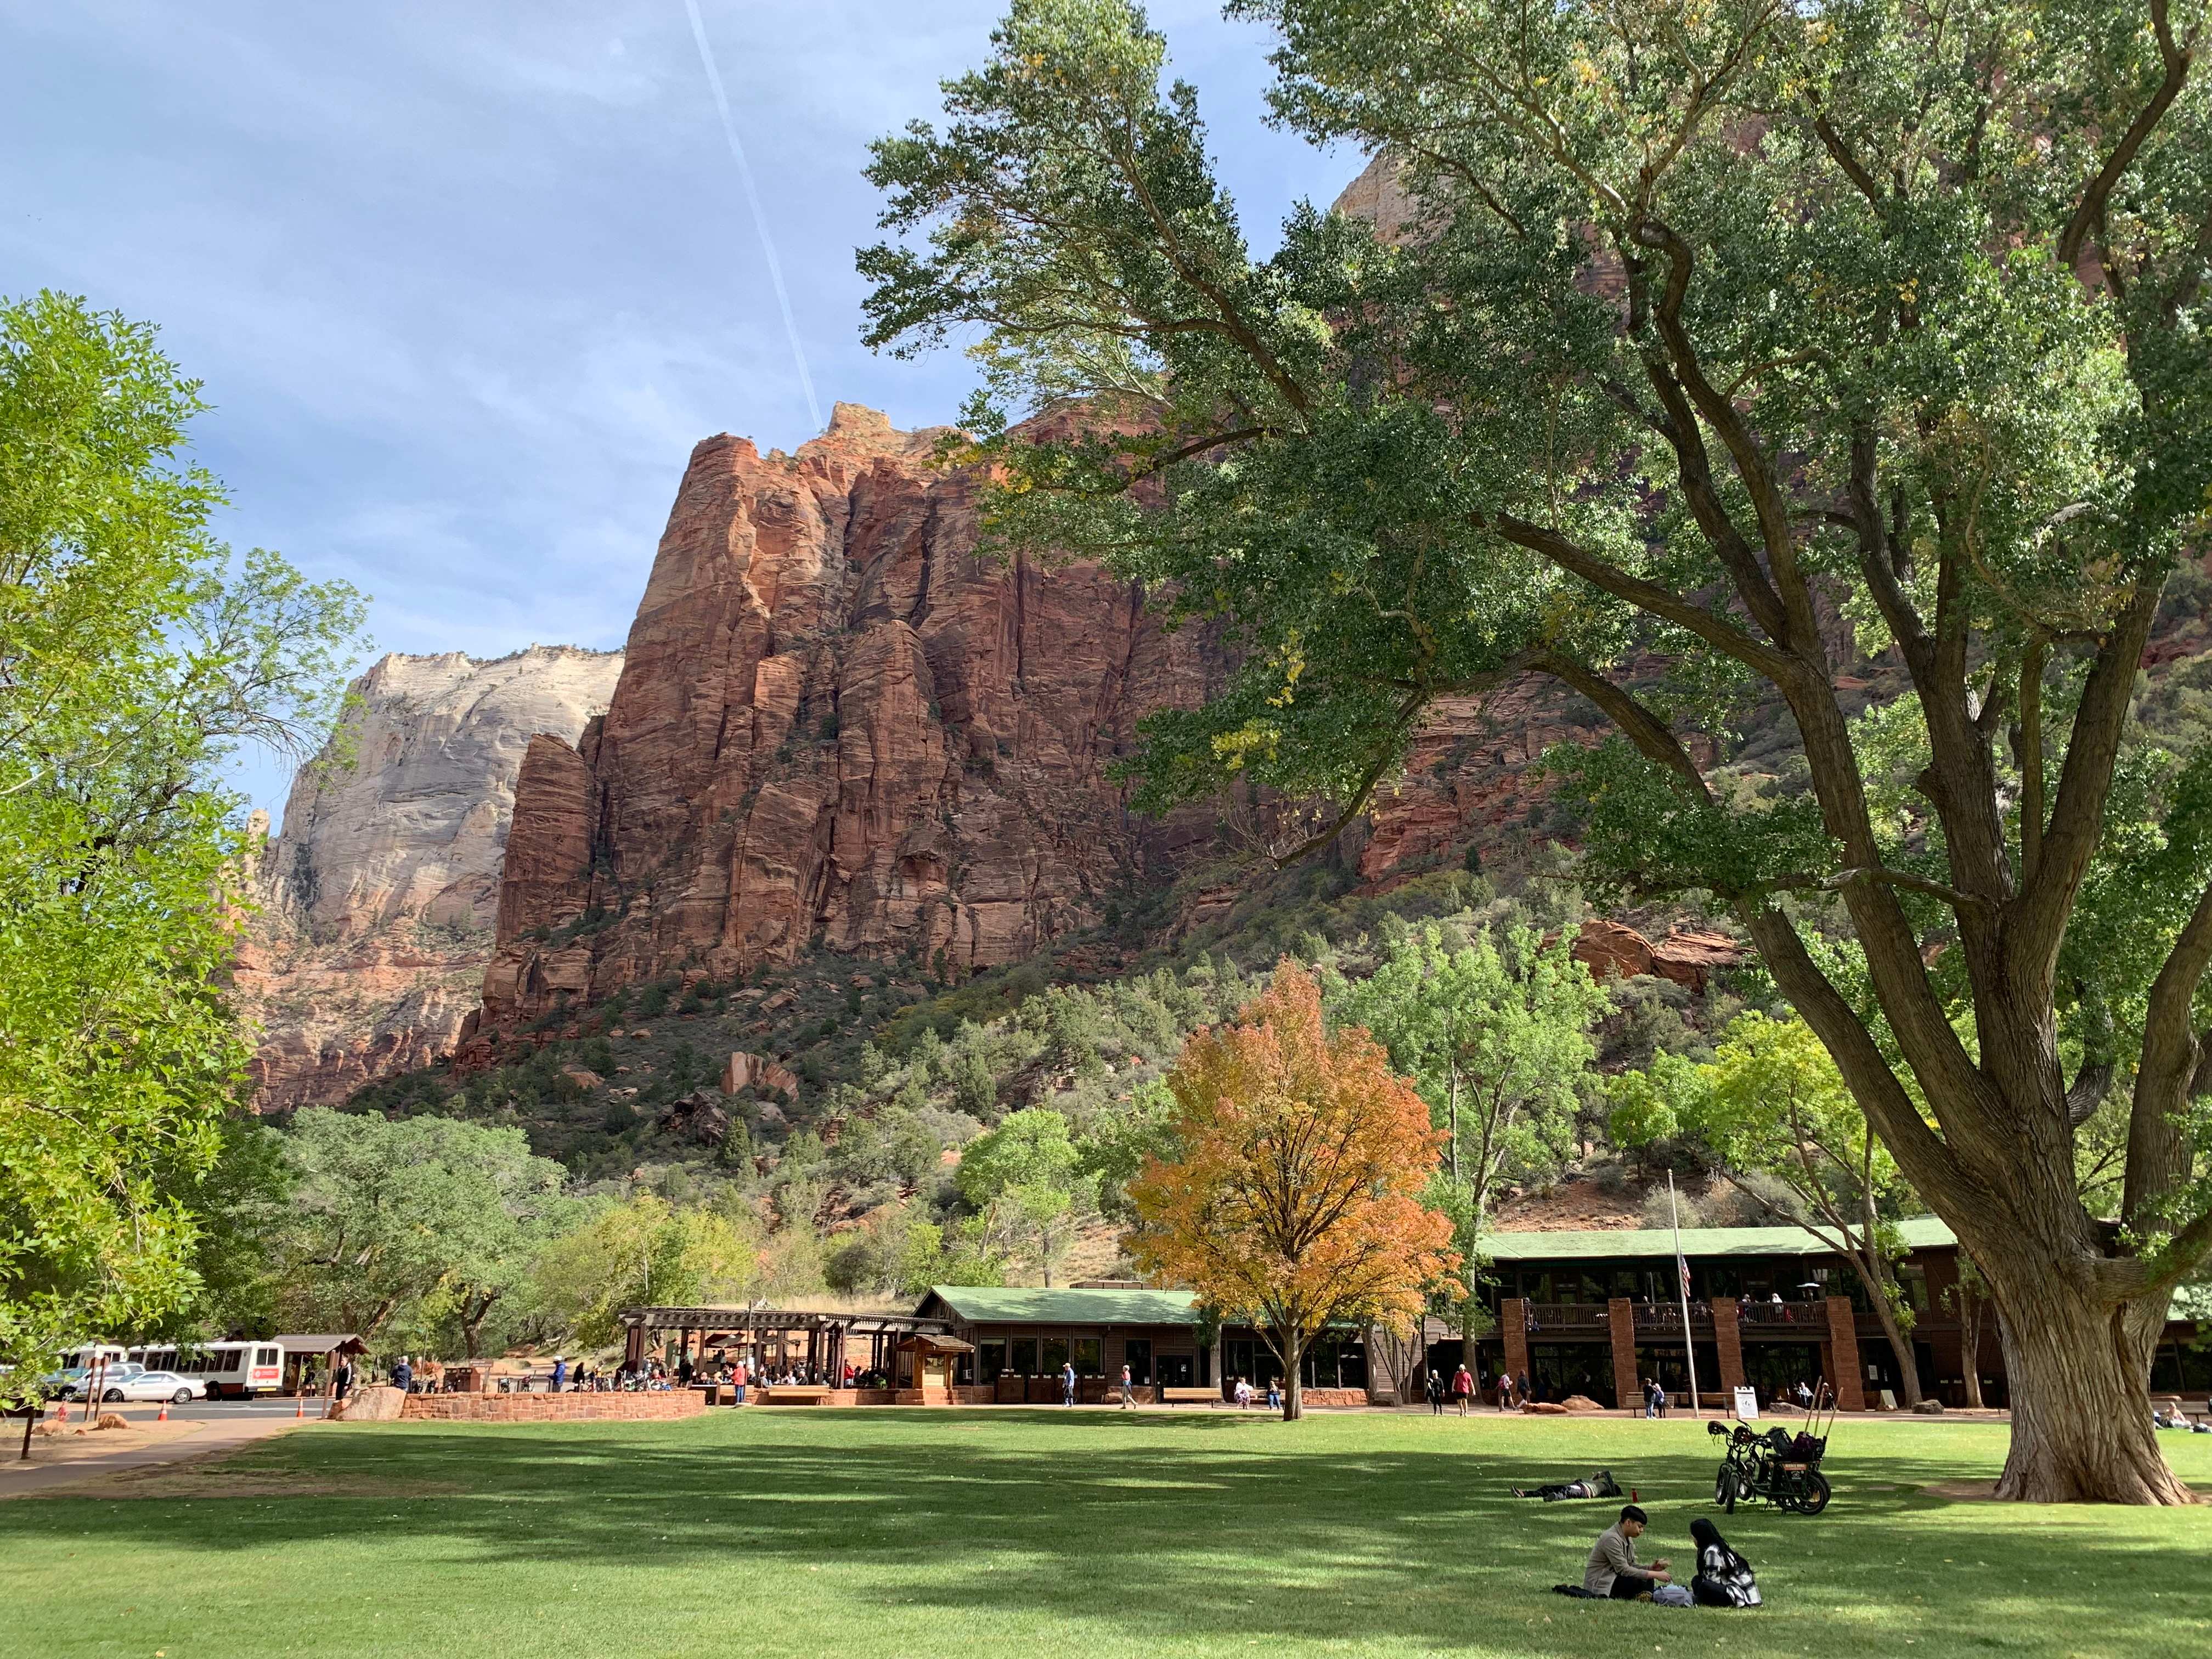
[127,1341,285,1399]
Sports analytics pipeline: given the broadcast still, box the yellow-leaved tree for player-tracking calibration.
[1126,962,1456,1419]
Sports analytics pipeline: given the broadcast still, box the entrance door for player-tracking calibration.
[1156,1351,1194,1387]
[1124,1339,1153,1385]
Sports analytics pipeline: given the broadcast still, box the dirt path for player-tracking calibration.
[0,1410,306,1499]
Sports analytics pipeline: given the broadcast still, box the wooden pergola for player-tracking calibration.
[617,1305,957,1383]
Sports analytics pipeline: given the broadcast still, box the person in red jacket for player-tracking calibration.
[1450,1363,1475,1417]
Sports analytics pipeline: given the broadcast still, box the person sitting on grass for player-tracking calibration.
[1511,1469,1622,1502]
[1584,1505,1672,1600]
[1689,1518,1762,1607]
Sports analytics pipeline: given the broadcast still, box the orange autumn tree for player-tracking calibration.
[1126,961,1457,1419]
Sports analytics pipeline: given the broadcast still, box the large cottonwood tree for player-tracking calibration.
[865,1,2212,1499]
[0,293,362,1385]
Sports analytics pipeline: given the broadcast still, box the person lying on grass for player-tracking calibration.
[1584,1504,1672,1600]
[1511,1470,1622,1502]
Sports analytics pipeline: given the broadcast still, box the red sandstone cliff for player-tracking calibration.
[465,405,1217,1039]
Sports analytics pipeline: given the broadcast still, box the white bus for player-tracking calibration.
[127,1341,285,1400]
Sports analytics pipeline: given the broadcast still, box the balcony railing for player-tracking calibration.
[1522,1302,1610,1335]
[1738,1299,1826,1329]
[1632,1302,1714,1333]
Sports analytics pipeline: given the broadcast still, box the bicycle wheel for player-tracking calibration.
[1796,1471,1831,1516]
[1714,1464,1735,1508]
[1721,1465,1739,1513]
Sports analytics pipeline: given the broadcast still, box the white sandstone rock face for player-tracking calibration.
[235,645,622,1111]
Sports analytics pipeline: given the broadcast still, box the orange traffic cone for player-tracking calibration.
[294,1393,305,1418]
[156,1400,168,1422]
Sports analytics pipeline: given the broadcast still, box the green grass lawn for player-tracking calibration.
[8,1407,2211,1658]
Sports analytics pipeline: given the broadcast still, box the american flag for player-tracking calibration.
[1677,1251,1693,1301]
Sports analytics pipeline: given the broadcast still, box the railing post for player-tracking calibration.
[1607,1299,1639,1413]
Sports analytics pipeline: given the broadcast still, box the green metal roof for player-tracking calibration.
[1483,1216,1958,1261]
[922,1286,1200,1325]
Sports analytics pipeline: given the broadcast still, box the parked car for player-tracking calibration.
[49,1363,144,1401]
[100,1370,205,1404]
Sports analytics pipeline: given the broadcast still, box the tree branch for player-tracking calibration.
[2057,0,2196,273]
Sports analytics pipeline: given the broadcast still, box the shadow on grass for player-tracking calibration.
[4,1410,2203,1656]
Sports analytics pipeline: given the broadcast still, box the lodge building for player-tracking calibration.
[617,1218,2210,1410]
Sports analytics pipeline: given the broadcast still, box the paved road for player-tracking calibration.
[0,1401,312,1498]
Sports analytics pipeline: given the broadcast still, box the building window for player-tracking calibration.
[979,1340,1007,1376]
[1011,1338,1037,1375]
[1073,1337,1102,1375]
[1898,1263,1931,1314]
[1041,1335,1070,1375]
[1124,1339,1153,1385]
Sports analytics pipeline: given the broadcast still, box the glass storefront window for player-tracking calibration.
[1011,1338,1037,1375]
[1124,1339,1153,1385]
[979,1340,1007,1376]
[1073,1337,1102,1375]
[1041,1336,1070,1375]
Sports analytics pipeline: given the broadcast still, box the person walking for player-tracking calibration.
[391,1355,413,1393]
[1642,1377,1657,1419]
[1517,1369,1533,1407]
[1119,1363,1135,1408]
[1497,1370,1515,1411]
[1451,1363,1475,1417]
[1425,1367,1445,1415]
[551,1356,568,1394]
[333,1359,353,1403]
[1060,1360,1077,1407]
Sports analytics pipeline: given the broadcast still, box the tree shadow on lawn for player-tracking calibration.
[5,1412,2204,1656]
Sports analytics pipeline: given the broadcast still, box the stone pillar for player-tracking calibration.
[1607,1299,1640,1413]
[1825,1296,1866,1410]
[1713,1297,1747,1395]
[1502,1299,1530,1400]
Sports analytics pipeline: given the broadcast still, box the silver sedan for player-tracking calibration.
[99,1370,207,1404]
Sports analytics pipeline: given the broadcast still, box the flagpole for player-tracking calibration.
[1669,1171,1702,1419]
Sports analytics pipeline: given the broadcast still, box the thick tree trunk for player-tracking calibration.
[1282,1330,1304,1421]
[1988,1269,2197,1503]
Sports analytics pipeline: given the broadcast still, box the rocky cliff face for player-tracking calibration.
[466,404,1218,1041]
[235,646,623,1109]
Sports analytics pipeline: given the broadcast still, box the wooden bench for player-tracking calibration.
[1160,1386,1223,1407]
[1161,1386,1273,1409]
[759,1385,832,1406]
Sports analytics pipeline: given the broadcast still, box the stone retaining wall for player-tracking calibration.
[399,1390,707,1422]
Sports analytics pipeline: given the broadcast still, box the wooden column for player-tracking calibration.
[1825,1296,1866,1410]
[623,1324,645,1368]
[1606,1299,1639,1412]
[1503,1298,1531,1398]
[1712,1297,1747,1395]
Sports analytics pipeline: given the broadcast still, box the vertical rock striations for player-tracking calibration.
[235,646,623,1109]
[468,405,1216,1040]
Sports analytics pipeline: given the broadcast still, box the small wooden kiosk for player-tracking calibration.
[893,1333,975,1404]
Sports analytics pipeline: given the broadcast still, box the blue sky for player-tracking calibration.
[2,1,1352,814]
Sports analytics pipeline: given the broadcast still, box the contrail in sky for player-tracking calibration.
[682,0,823,433]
